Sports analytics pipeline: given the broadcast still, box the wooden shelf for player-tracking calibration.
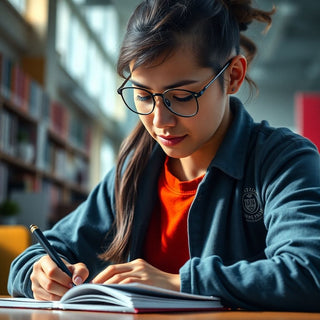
[0,150,89,195]
[0,150,37,173]
[1,96,39,125]
[41,170,89,196]
[48,128,89,160]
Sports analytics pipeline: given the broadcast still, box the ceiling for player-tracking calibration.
[111,0,320,129]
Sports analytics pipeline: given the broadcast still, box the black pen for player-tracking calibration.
[29,224,73,279]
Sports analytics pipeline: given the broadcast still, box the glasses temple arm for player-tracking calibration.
[117,75,131,92]
[197,60,232,97]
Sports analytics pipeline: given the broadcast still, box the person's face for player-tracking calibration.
[130,45,232,162]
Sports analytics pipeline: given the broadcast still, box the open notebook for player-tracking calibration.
[0,283,224,313]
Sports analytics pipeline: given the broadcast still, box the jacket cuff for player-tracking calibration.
[179,260,193,294]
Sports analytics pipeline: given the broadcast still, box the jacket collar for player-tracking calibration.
[207,97,253,180]
[141,97,253,182]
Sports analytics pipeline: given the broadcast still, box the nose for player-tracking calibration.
[152,96,176,128]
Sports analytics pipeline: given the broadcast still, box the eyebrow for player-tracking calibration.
[130,78,199,91]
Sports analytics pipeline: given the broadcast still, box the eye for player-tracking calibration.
[133,88,152,102]
[136,94,151,102]
[172,92,194,102]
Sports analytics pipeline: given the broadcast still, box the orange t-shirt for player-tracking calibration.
[143,157,205,273]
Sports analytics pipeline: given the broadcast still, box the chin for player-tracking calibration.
[159,146,191,159]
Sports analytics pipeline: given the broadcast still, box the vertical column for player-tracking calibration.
[295,92,320,151]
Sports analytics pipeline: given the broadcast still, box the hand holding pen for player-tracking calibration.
[29,224,89,300]
[30,224,73,278]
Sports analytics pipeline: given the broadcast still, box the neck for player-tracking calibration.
[168,156,207,181]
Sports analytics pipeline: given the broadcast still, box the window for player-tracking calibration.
[7,0,26,14]
[84,4,119,56]
[55,0,119,118]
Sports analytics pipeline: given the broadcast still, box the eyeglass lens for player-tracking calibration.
[121,87,198,117]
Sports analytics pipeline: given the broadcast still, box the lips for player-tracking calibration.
[157,135,186,146]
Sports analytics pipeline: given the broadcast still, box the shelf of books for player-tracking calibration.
[0,52,92,228]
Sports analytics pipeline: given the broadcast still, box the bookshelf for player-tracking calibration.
[0,0,126,228]
[0,52,91,227]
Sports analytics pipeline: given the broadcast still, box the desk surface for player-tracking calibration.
[1,308,320,320]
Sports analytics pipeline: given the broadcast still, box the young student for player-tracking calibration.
[8,0,320,311]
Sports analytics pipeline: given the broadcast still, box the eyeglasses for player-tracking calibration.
[117,60,231,118]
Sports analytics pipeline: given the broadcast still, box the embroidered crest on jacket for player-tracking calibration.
[242,187,263,222]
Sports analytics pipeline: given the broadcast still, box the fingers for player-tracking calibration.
[92,262,135,284]
[30,255,89,300]
[30,272,69,301]
[31,255,71,300]
[69,262,90,286]
[95,268,141,286]
[92,258,181,291]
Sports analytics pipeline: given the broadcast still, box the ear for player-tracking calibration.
[226,55,247,94]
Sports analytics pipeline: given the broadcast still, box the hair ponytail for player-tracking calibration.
[99,123,154,263]
[224,0,275,89]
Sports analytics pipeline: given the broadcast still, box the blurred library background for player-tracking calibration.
[0,0,319,230]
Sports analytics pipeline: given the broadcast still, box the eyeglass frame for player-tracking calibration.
[117,59,232,118]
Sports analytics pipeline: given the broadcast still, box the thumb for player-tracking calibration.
[69,262,89,285]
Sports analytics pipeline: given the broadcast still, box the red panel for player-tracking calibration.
[295,92,320,151]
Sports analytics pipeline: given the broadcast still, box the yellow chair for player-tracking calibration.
[0,225,31,295]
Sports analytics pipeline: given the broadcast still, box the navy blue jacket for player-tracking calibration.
[8,98,320,311]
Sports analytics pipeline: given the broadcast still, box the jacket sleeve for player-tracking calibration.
[180,133,320,311]
[8,168,117,298]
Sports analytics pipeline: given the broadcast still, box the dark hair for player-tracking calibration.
[100,0,275,263]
